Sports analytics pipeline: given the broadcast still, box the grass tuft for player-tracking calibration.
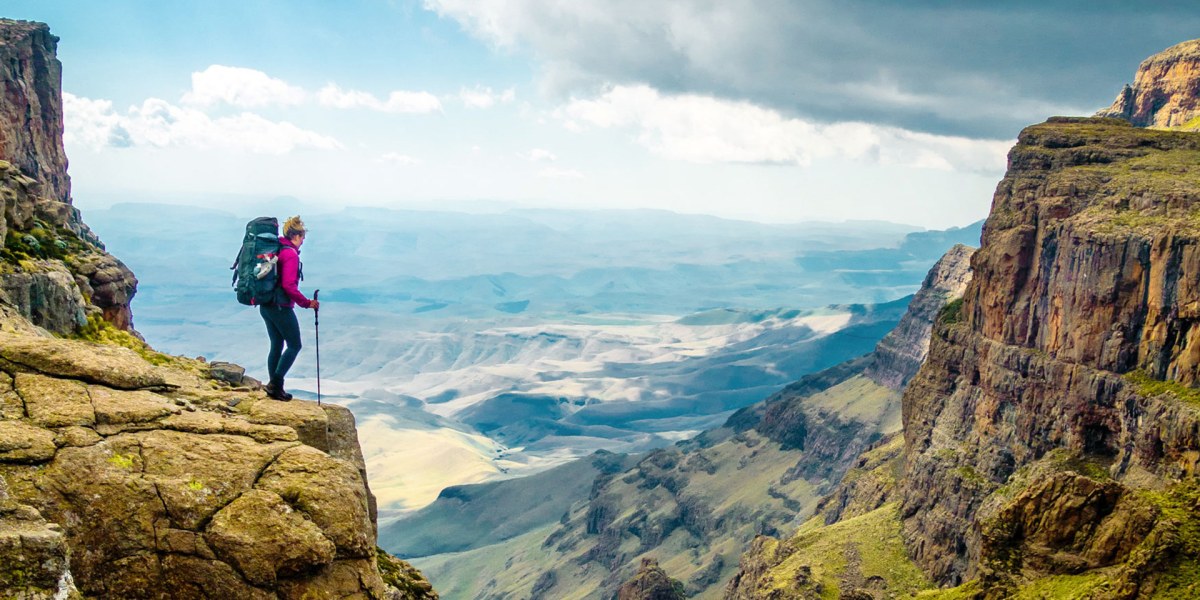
[939,297,964,325]
[1123,370,1200,407]
[71,314,182,367]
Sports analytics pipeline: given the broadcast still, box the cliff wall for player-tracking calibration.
[898,117,1200,590]
[0,19,136,333]
[889,42,1200,596]
[0,20,69,205]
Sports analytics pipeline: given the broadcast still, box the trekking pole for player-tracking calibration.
[314,289,321,406]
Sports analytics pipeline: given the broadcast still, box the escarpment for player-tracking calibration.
[727,39,1200,600]
[898,115,1200,593]
[0,19,436,600]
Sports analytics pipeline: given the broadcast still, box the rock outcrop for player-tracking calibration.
[0,322,433,598]
[617,558,686,600]
[1097,39,1200,130]
[0,20,137,334]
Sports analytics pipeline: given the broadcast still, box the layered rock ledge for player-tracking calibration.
[0,325,433,599]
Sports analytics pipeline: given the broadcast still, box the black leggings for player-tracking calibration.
[260,305,302,385]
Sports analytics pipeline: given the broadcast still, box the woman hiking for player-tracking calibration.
[261,215,319,401]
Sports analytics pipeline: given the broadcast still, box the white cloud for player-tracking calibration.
[538,167,583,179]
[421,0,1133,139]
[181,65,306,109]
[63,93,341,154]
[525,148,557,162]
[63,94,129,149]
[556,85,1011,173]
[459,86,516,109]
[317,84,442,113]
[379,152,422,165]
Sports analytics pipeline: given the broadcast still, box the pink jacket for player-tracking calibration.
[277,237,312,309]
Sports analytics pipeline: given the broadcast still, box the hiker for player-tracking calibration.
[260,215,319,400]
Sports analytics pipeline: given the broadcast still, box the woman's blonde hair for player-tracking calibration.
[283,215,306,238]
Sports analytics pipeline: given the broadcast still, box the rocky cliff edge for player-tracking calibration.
[1097,38,1200,131]
[0,312,437,598]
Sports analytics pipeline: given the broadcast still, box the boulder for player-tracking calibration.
[205,489,337,586]
[0,260,88,334]
[208,361,246,386]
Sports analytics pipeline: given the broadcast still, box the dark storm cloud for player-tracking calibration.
[428,0,1200,138]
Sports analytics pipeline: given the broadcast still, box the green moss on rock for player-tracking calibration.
[71,314,182,367]
[377,547,439,599]
[939,298,964,325]
[1123,370,1200,408]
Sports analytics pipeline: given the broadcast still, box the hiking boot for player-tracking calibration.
[265,381,292,401]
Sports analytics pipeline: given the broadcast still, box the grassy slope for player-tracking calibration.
[753,504,932,599]
[412,374,901,599]
[381,451,634,557]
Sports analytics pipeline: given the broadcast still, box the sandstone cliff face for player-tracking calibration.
[1097,39,1200,130]
[897,117,1200,592]
[0,20,137,333]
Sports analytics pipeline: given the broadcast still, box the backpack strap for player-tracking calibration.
[230,246,243,287]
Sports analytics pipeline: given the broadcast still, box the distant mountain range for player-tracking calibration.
[81,203,983,517]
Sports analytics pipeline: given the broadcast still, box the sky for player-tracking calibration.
[5,1,1200,228]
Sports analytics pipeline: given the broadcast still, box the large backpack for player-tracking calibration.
[231,217,283,306]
